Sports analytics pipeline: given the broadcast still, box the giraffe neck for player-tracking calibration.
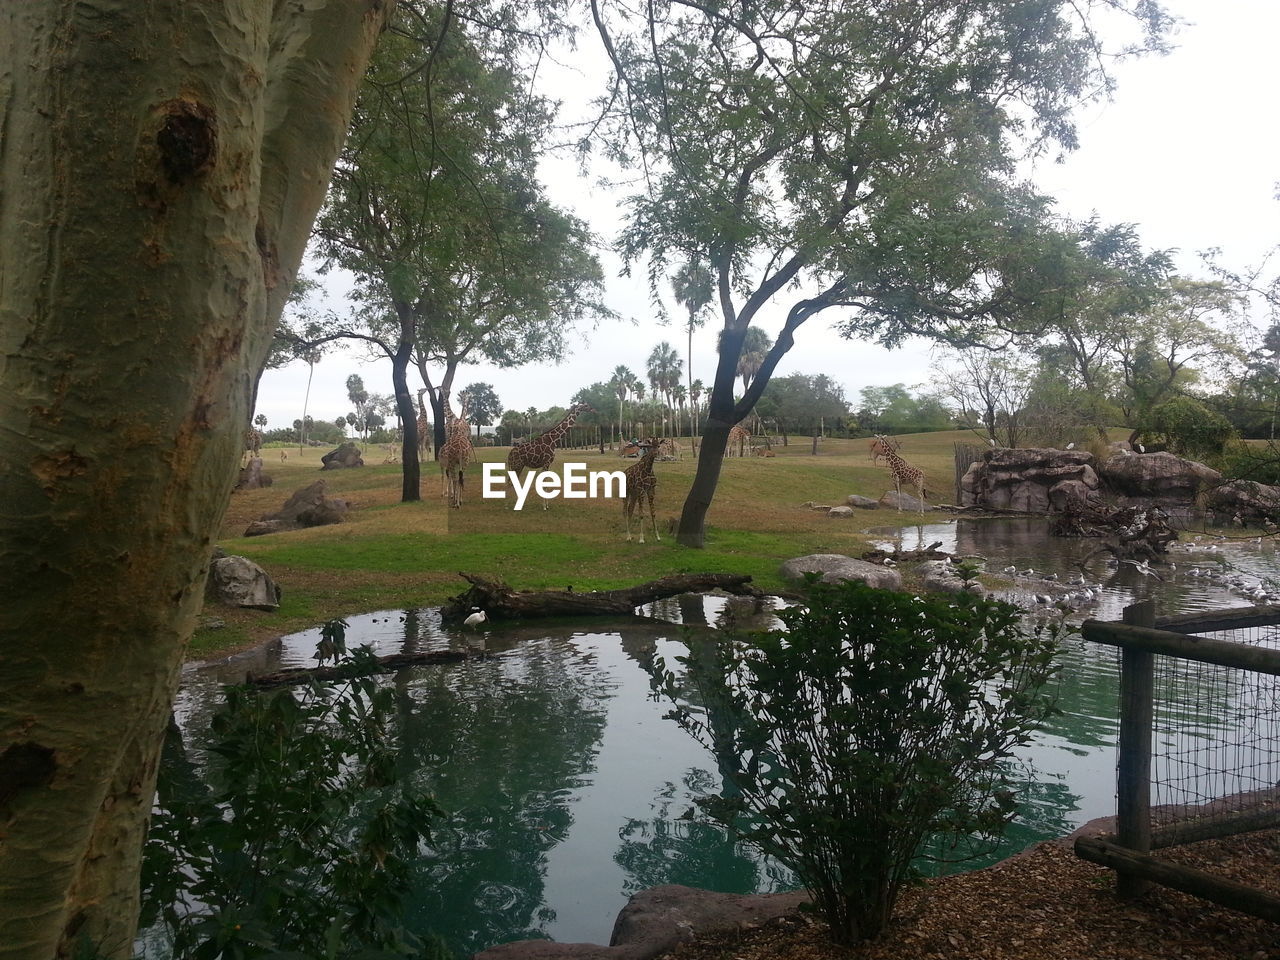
[539,408,580,446]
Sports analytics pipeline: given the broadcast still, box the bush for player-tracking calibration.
[1147,397,1233,461]
[1219,439,1280,486]
[650,581,1061,944]
[141,621,448,959]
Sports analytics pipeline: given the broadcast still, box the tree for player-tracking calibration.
[589,0,1171,545]
[611,365,635,443]
[758,375,849,452]
[0,3,391,955]
[309,6,607,501]
[254,413,268,432]
[935,350,1035,447]
[458,382,502,438]
[295,346,324,452]
[647,341,683,436]
[346,374,372,442]
[672,259,715,442]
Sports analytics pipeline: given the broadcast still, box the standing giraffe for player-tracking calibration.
[505,402,593,509]
[724,423,750,458]
[624,437,662,543]
[870,435,928,513]
[440,392,472,498]
[416,388,433,458]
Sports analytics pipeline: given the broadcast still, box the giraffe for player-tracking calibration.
[869,433,900,464]
[724,423,750,458]
[440,392,473,500]
[505,402,593,509]
[624,437,662,543]
[870,435,928,513]
[416,388,432,458]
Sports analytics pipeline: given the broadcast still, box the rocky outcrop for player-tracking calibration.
[961,448,1099,512]
[205,555,281,611]
[845,494,879,510]
[474,885,808,960]
[779,554,902,590]
[320,441,364,469]
[1096,451,1220,504]
[245,480,350,536]
[827,505,854,518]
[1205,479,1280,523]
[234,456,273,490]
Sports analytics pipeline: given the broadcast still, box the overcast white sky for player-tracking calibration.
[254,0,1280,432]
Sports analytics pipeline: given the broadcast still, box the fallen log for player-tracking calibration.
[441,572,762,622]
[251,649,486,688]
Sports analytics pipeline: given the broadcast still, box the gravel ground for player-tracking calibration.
[658,834,1279,960]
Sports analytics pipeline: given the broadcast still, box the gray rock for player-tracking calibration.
[827,505,854,518]
[320,441,364,470]
[779,554,902,590]
[473,885,808,960]
[1097,451,1220,502]
[244,519,288,537]
[205,555,281,611]
[809,503,832,512]
[918,559,986,597]
[245,480,350,535]
[878,490,933,512]
[234,456,273,490]
[1048,478,1098,512]
[845,494,879,510]
[1206,479,1280,523]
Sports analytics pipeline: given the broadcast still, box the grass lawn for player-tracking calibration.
[197,430,978,658]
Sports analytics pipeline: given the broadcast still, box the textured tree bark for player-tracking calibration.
[0,3,392,957]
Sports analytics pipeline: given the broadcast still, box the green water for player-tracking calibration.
[170,518,1280,956]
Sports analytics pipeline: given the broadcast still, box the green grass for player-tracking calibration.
[200,431,977,657]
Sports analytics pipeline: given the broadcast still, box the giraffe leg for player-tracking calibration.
[649,490,660,541]
[625,498,634,541]
[895,477,902,511]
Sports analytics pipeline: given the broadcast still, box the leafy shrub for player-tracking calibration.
[141,621,448,959]
[1147,397,1233,460]
[1218,439,1280,486]
[651,581,1060,944]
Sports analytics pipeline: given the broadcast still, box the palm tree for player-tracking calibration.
[672,258,714,429]
[611,365,634,445]
[647,341,683,436]
[689,378,704,448]
[672,383,688,439]
[297,346,323,453]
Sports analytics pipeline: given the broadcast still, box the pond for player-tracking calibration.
[167,517,1280,957]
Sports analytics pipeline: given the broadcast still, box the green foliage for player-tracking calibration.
[757,374,850,436]
[1147,396,1233,460]
[141,625,448,959]
[1218,440,1280,486]
[649,580,1061,944]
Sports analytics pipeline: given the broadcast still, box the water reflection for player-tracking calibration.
[167,519,1280,954]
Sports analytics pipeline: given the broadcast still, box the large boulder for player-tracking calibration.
[245,480,350,536]
[962,448,1099,512]
[234,456,273,490]
[1096,451,1221,503]
[918,559,987,597]
[320,441,364,470]
[1206,479,1280,523]
[779,554,902,590]
[845,494,879,510]
[878,491,933,512]
[474,885,808,960]
[205,555,281,611]
[827,505,854,518]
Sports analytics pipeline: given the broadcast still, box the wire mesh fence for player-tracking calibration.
[1078,603,1280,921]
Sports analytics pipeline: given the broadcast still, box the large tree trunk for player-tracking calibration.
[0,4,391,957]
[390,306,419,502]
[677,324,745,546]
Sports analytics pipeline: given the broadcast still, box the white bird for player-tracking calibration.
[1065,442,1075,450]
[1119,559,1165,581]
[987,437,996,447]
[1136,443,1146,453]
[464,607,487,628]
[882,558,898,567]
[1003,565,1017,575]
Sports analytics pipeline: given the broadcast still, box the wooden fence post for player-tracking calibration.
[1117,599,1156,898]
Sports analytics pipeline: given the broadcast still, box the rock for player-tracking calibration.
[210,545,228,561]
[205,556,281,611]
[779,554,902,590]
[845,494,879,510]
[245,480,350,536]
[234,456,273,490]
[878,491,933,512]
[320,441,364,470]
[1206,479,1280,523]
[1096,451,1221,503]
[918,559,986,597]
[827,505,854,518]
[809,504,832,512]
[1048,479,1098,512]
[473,885,808,960]
[964,448,1098,512]
[244,519,289,537]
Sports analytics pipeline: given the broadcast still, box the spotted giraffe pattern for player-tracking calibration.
[871,435,928,512]
[416,388,432,457]
[505,403,593,509]
[724,423,750,458]
[440,393,472,505]
[624,437,662,542]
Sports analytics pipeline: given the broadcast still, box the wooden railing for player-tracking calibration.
[1076,601,1280,921]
